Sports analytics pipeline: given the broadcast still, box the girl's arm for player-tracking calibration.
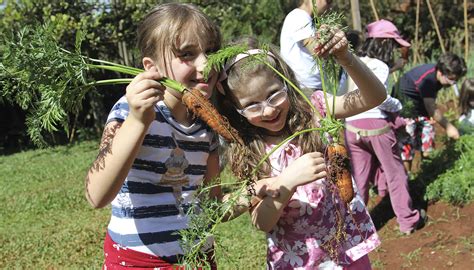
[249,152,327,232]
[425,97,460,139]
[314,28,387,119]
[204,149,281,221]
[85,70,165,208]
[203,150,222,200]
[332,51,387,118]
[85,119,151,208]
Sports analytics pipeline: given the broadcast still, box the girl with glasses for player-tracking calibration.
[216,30,386,269]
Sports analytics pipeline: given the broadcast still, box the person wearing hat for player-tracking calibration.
[340,19,426,235]
[393,51,467,174]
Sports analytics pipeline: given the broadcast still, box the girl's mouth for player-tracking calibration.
[263,112,281,124]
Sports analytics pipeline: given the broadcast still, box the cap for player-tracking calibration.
[366,19,411,47]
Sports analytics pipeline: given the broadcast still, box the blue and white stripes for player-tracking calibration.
[105,98,217,261]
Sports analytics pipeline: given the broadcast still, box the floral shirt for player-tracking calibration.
[265,91,381,269]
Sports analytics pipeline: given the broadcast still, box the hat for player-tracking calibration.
[366,19,411,47]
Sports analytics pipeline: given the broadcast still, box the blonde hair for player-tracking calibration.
[137,3,221,74]
[459,78,474,115]
[217,37,323,182]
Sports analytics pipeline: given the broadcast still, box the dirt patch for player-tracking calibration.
[368,201,474,269]
[367,103,473,269]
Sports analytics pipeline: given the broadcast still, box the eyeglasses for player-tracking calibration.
[442,73,457,85]
[236,85,288,118]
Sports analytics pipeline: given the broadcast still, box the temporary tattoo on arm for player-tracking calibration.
[85,122,121,203]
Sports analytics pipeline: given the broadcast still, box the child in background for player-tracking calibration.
[85,3,272,269]
[280,0,332,96]
[340,19,425,235]
[393,52,467,173]
[216,29,385,269]
[458,78,474,134]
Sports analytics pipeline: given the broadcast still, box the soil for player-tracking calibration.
[366,109,474,269]
[367,198,474,269]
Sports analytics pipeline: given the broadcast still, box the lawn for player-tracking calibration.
[0,140,266,268]
[1,135,472,268]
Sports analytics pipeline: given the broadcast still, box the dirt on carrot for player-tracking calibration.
[182,88,244,145]
[327,143,354,204]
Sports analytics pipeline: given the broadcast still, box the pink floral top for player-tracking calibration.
[265,91,381,269]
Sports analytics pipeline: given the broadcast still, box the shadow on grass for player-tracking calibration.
[369,138,459,230]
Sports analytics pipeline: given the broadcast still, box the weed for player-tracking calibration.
[371,258,385,269]
[400,247,421,267]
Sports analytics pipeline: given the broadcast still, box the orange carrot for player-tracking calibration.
[182,88,244,145]
[327,143,354,204]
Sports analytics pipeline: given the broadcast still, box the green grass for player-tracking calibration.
[421,134,474,205]
[0,141,108,268]
[0,140,266,268]
[2,135,472,268]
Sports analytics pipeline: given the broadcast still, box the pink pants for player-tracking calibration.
[344,118,420,232]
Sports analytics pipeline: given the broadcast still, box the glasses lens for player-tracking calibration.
[241,104,262,117]
[268,89,288,107]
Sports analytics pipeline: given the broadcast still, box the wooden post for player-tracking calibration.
[414,0,420,64]
[464,0,469,60]
[350,0,362,31]
[426,0,446,53]
[369,0,379,21]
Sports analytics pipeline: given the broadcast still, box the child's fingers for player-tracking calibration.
[314,26,347,57]
[134,79,165,95]
[139,87,165,101]
[315,170,327,180]
[306,151,324,158]
[127,70,163,91]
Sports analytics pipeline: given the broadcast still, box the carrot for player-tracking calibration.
[327,143,354,204]
[182,88,244,145]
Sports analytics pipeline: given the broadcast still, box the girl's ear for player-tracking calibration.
[142,57,156,71]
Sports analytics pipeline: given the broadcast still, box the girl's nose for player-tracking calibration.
[194,53,207,72]
[261,105,278,119]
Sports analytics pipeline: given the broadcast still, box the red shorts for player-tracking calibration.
[103,232,216,270]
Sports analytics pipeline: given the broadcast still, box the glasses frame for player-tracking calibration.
[442,73,457,85]
[236,84,289,118]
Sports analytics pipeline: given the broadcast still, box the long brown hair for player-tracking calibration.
[216,37,323,182]
[459,78,474,115]
[137,3,221,74]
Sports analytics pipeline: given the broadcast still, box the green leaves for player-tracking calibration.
[1,24,92,146]
[424,135,474,205]
[0,22,188,147]
[204,44,248,79]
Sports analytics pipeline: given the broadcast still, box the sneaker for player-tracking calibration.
[401,209,427,235]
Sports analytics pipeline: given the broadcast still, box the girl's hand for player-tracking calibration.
[277,152,327,191]
[314,25,349,59]
[126,69,166,125]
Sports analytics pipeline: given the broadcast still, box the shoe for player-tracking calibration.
[401,209,427,235]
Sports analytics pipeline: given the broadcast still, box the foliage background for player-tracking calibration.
[0,0,472,268]
[0,0,472,151]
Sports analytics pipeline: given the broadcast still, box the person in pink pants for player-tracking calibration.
[340,19,426,235]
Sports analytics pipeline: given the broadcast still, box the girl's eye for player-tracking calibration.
[205,47,218,55]
[176,51,195,61]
